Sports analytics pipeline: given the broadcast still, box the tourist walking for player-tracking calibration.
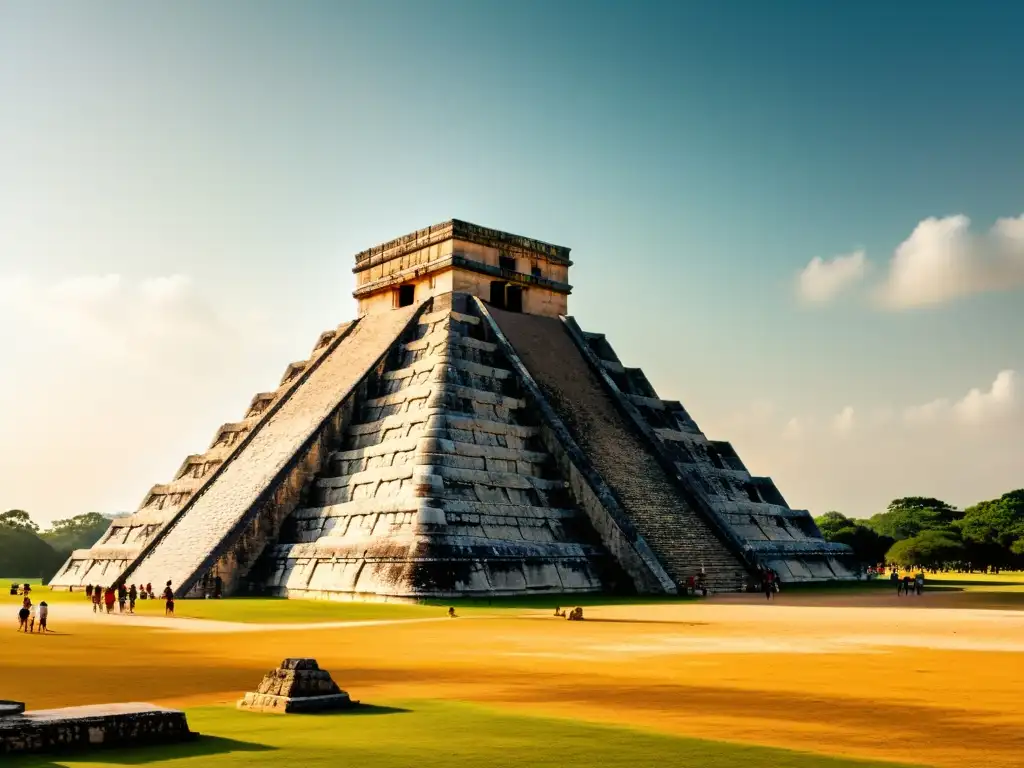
[117,583,127,613]
[104,586,116,614]
[902,575,912,596]
[163,581,175,616]
[18,603,30,632]
[28,601,36,633]
[85,584,94,600]
[129,584,138,613]
[92,587,102,613]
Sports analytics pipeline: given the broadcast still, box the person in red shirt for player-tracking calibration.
[104,586,116,614]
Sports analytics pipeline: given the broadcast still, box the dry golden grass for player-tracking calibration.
[5,588,1023,768]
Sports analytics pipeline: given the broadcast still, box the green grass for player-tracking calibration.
[6,700,921,768]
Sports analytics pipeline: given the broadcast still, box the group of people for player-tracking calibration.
[84,581,176,615]
[16,596,48,633]
[890,570,925,596]
[553,606,585,620]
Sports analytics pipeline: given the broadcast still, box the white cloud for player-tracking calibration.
[878,214,1024,309]
[782,417,805,440]
[952,369,1016,425]
[797,249,867,304]
[902,370,1017,427]
[833,406,855,436]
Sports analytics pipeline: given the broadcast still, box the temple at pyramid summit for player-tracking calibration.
[50,219,856,599]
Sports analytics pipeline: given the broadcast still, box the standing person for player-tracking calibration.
[18,603,30,632]
[104,586,116,614]
[85,584,94,600]
[163,581,175,617]
[37,601,48,633]
[28,601,36,633]
[915,572,924,595]
[146,583,154,600]
[92,587,102,613]
[118,583,127,613]
[902,575,912,596]
[128,584,138,614]
[896,572,903,596]
[763,571,774,600]
[213,574,223,599]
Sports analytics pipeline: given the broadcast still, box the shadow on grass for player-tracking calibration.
[6,734,274,767]
[295,704,413,717]
[929,578,1024,588]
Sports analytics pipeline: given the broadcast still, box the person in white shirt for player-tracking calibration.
[38,601,49,633]
[28,602,37,633]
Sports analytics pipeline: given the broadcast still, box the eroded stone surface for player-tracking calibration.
[238,658,357,714]
[0,703,194,755]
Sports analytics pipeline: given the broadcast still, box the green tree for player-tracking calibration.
[41,512,111,555]
[885,531,965,569]
[957,490,1024,567]
[865,497,961,541]
[0,509,39,533]
[814,511,894,565]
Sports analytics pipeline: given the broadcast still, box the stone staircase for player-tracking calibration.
[490,308,750,592]
[254,293,621,599]
[570,322,857,583]
[123,304,423,597]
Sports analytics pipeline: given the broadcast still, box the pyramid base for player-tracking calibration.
[237,692,357,714]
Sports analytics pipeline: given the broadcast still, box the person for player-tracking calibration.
[129,584,138,614]
[92,587,102,613]
[915,572,924,595]
[117,583,128,613]
[18,603,30,632]
[214,574,223,599]
[85,584,94,599]
[104,586,116,614]
[163,581,174,616]
[685,575,696,596]
[28,601,36,633]
[37,601,48,633]
[895,572,903,595]
[764,570,774,600]
[447,606,457,618]
[146,583,154,600]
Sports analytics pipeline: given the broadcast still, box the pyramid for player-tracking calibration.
[51,220,855,598]
[237,658,356,714]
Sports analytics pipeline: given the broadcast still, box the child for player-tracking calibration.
[18,604,30,632]
[37,601,48,633]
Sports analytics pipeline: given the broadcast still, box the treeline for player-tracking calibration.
[0,510,111,581]
[815,492,1024,570]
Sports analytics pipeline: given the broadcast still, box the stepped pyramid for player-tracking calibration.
[51,220,855,598]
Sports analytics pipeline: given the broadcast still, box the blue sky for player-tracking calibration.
[1,1,1022,522]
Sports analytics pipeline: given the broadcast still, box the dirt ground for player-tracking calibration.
[5,589,1023,768]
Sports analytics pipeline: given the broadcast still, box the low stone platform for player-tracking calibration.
[238,658,358,714]
[0,702,195,755]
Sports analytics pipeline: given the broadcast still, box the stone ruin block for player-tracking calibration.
[1,701,195,756]
[237,658,358,714]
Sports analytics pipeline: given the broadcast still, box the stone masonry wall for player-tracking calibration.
[126,306,421,596]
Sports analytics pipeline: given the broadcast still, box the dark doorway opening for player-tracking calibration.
[499,255,516,272]
[506,285,523,313]
[489,280,507,309]
[398,284,415,307]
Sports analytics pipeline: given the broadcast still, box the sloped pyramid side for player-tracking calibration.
[49,322,357,589]
[565,319,857,581]
[119,305,423,597]
[256,293,633,599]
[486,304,752,592]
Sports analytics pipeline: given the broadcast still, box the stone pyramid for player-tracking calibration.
[51,220,855,598]
[238,658,355,714]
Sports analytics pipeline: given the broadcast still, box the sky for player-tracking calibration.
[1,1,1022,525]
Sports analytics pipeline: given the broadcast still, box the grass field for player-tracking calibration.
[3,576,1023,767]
